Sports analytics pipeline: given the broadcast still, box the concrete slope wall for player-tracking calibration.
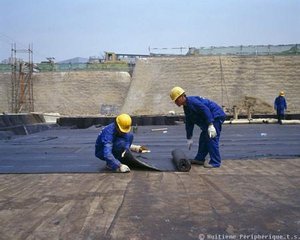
[33,71,131,115]
[0,71,131,115]
[121,55,300,115]
[1,55,299,116]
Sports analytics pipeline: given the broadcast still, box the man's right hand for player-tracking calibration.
[187,139,193,150]
[208,124,217,138]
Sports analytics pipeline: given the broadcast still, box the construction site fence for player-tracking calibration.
[0,62,133,73]
[191,44,299,56]
[1,44,299,72]
[149,44,300,56]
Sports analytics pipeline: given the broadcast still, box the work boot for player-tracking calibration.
[190,160,204,165]
[204,162,220,168]
[203,163,214,168]
[106,165,113,171]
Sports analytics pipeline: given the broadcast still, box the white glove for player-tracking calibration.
[117,164,130,173]
[208,124,217,138]
[187,139,193,150]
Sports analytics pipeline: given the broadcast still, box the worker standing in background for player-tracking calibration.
[274,91,287,125]
[95,113,133,172]
[170,87,226,168]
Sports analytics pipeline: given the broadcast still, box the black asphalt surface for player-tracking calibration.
[0,124,300,173]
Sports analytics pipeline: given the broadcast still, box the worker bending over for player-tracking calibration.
[95,113,133,173]
[170,87,226,168]
[274,91,287,125]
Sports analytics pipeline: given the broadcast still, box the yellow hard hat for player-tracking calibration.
[116,114,132,133]
[279,91,285,96]
[170,86,185,101]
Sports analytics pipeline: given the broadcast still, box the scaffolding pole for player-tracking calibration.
[11,43,34,113]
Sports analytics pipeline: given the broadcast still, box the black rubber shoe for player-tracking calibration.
[190,160,205,165]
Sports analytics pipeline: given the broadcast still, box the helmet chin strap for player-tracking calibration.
[175,94,187,107]
[115,120,124,135]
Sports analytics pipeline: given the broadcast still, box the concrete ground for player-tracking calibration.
[0,125,300,239]
[0,159,299,240]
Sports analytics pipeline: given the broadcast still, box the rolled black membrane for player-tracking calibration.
[171,149,191,172]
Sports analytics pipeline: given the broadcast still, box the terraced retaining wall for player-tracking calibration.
[1,55,299,116]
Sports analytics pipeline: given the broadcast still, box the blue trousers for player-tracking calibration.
[195,118,223,167]
[276,109,285,124]
[112,134,134,159]
[95,134,133,170]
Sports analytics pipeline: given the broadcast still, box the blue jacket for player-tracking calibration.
[95,122,131,169]
[184,96,226,139]
[274,96,287,114]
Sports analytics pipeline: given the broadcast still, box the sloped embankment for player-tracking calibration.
[0,71,131,116]
[121,55,300,115]
[33,71,131,115]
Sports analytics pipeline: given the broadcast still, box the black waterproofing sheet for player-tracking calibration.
[121,150,160,171]
[1,124,300,173]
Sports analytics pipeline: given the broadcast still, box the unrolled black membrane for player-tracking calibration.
[121,150,160,171]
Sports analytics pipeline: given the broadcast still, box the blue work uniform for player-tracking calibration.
[95,122,133,170]
[184,96,226,167]
[274,96,287,124]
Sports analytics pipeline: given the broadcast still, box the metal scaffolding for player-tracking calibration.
[11,43,34,113]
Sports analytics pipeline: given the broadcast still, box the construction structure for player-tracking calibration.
[0,44,300,116]
[0,44,300,239]
[10,43,34,113]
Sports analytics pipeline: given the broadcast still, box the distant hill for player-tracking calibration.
[58,57,89,64]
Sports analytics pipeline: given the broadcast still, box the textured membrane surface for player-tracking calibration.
[0,124,300,173]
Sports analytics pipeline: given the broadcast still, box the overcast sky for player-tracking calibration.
[1,0,299,62]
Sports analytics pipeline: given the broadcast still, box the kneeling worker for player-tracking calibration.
[95,113,133,173]
[170,87,226,168]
